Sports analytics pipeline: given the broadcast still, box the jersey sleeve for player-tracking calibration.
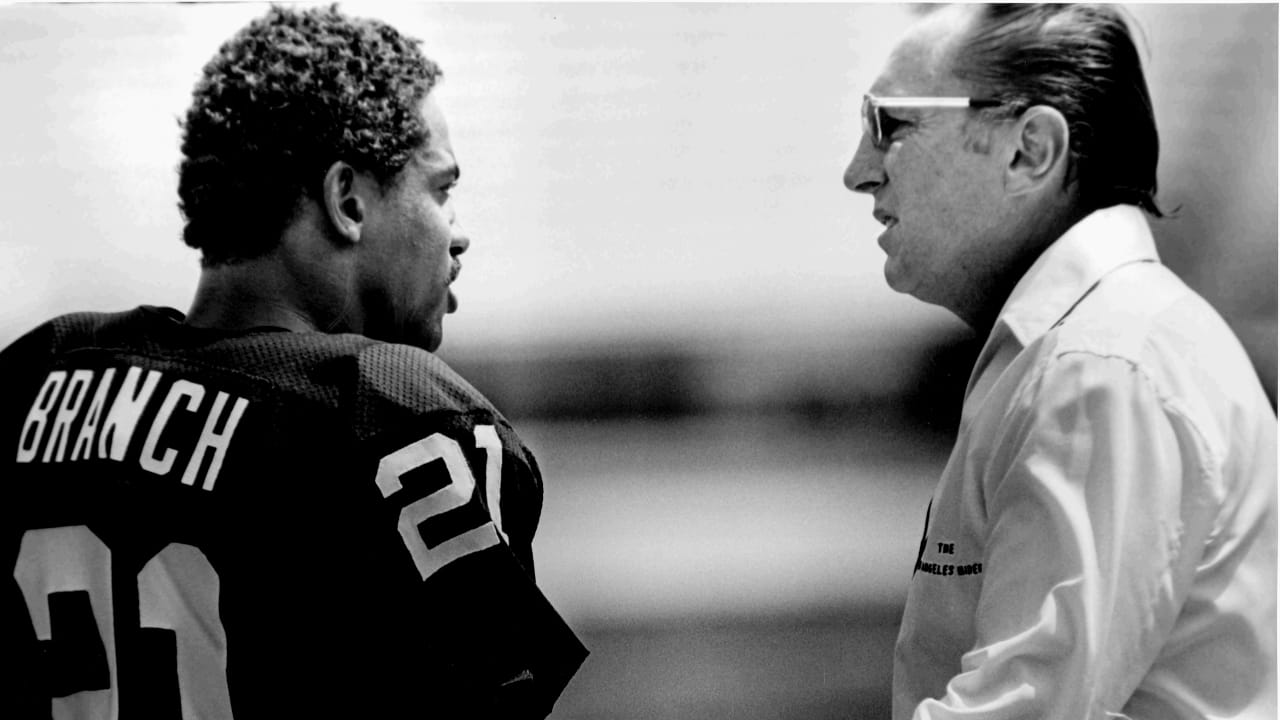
[350,344,586,717]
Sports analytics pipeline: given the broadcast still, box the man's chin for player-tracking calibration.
[883,261,912,294]
[886,267,935,308]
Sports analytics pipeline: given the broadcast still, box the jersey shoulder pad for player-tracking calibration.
[2,309,135,356]
[351,342,508,441]
[0,309,152,381]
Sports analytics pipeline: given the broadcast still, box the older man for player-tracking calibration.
[3,6,584,718]
[844,5,1276,719]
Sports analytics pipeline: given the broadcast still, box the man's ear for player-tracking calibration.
[322,161,365,244]
[1005,105,1071,197]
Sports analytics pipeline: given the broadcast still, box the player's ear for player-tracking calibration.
[321,161,365,244]
[1004,105,1070,197]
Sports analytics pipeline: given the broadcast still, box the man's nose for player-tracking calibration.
[450,223,470,256]
[843,133,884,195]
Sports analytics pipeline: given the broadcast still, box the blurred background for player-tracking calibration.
[1,3,1274,717]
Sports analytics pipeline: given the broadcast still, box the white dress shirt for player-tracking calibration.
[893,205,1277,719]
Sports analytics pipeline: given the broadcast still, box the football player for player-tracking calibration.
[3,6,586,718]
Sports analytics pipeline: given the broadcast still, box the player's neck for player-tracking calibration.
[184,258,324,335]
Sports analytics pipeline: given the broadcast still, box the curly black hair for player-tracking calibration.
[178,5,442,265]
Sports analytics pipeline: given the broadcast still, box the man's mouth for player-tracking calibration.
[446,263,462,313]
[873,209,898,229]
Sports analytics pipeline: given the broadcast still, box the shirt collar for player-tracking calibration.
[996,204,1161,348]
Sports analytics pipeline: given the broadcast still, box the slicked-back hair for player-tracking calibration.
[178,5,442,266]
[952,4,1165,217]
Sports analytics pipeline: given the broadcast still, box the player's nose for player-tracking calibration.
[450,223,470,256]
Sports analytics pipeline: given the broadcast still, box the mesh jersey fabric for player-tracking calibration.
[2,305,586,719]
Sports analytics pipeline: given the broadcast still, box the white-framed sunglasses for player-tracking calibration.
[861,94,1005,149]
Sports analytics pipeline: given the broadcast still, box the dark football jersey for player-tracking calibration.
[2,306,586,719]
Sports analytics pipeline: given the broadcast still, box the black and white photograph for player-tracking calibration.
[2,3,1275,719]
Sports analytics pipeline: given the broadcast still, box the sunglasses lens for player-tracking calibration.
[861,96,881,147]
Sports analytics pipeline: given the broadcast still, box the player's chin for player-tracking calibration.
[387,300,444,351]
[423,330,443,353]
[412,315,446,353]
[401,322,442,353]
[377,313,442,352]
